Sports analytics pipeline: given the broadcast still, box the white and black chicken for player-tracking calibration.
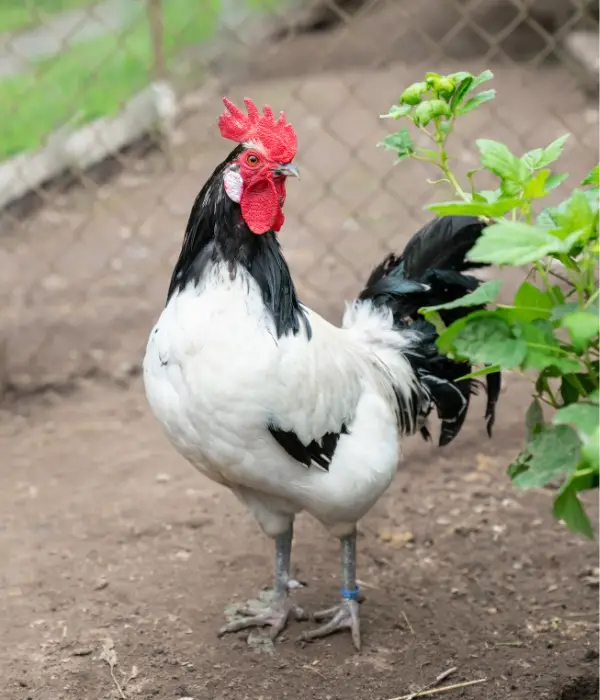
[143,97,501,650]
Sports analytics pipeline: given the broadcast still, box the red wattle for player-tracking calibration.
[241,178,284,235]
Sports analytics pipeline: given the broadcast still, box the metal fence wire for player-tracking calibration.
[0,0,598,397]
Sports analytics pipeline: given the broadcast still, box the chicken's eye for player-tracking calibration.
[246,153,259,166]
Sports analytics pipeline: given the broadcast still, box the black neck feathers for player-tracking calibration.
[167,146,310,340]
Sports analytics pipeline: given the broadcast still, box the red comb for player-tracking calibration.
[218,97,297,163]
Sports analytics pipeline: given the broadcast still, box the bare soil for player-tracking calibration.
[1,2,599,698]
[1,379,598,700]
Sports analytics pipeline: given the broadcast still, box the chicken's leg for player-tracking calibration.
[218,522,306,640]
[298,530,361,650]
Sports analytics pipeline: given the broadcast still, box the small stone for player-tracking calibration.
[72,648,93,656]
[94,578,109,591]
[155,473,171,483]
[378,529,415,546]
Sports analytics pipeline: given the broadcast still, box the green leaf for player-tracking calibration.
[467,221,565,266]
[479,189,502,203]
[537,206,560,229]
[546,173,569,191]
[458,89,496,115]
[450,76,474,109]
[568,467,600,493]
[381,104,412,119]
[540,134,570,167]
[426,198,521,217]
[379,129,414,160]
[456,364,501,381]
[551,302,580,322]
[452,313,527,368]
[582,426,600,471]
[470,69,494,89]
[447,71,472,83]
[554,403,599,445]
[476,139,528,185]
[518,320,580,373]
[522,134,569,171]
[424,310,446,335]
[512,424,581,489]
[553,483,594,539]
[561,311,599,350]
[500,178,524,197]
[513,281,554,320]
[581,164,599,187]
[420,280,502,314]
[584,187,599,214]
[523,169,552,200]
[561,374,585,404]
[552,189,596,242]
[436,313,478,356]
[525,398,544,438]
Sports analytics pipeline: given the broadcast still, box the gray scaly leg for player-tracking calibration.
[298,530,361,650]
[218,522,306,640]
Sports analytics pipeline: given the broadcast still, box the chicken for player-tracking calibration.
[143,97,501,650]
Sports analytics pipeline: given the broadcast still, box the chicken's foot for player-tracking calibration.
[298,531,362,650]
[218,523,307,640]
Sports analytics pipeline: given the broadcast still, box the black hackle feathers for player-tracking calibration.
[359,215,501,447]
[168,145,310,340]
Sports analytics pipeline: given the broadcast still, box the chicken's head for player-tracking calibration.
[218,97,299,235]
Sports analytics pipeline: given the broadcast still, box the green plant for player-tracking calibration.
[381,70,599,538]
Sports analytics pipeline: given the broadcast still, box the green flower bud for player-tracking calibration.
[413,100,451,127]
[425,72,443,86]
[400,82,428,105]
[435,77,455,98]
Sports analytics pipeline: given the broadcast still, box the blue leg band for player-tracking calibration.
[340,585,361,601]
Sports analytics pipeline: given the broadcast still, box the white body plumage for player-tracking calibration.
[143,261,419,538]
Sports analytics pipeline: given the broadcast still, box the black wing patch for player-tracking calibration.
[268,423,349,472]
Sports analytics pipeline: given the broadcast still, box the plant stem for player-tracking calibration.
[585,288,599,309]
[438,156,469,201]
[544,384,560,409]
[410,154,438,164]
[430,117,469,202]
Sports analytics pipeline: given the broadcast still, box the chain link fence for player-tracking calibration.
[0,0,597,397]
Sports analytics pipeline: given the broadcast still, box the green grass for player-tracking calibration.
[0,0,221,158]
[0,0,98,35]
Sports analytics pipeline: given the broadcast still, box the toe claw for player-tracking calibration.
[298,599,361,650]
[311,604,341,622]
[219,595,304,641]
[287,578,307,590]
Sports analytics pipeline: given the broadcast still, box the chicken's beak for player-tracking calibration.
[272,163,300,179]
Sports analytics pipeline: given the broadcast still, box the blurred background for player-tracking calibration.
[1,4,599,697]
[0,0,598,396]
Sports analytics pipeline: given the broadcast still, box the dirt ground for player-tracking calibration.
[1,1,599,698]
[1,378,598,700]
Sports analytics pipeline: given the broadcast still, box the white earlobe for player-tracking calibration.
[223,170,243,203]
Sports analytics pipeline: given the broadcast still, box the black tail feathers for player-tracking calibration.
[359,215,501,447]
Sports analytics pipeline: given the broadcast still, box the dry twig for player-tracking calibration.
[100,638,125,699]
[385,667,488,700]
[401,610,415,635]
